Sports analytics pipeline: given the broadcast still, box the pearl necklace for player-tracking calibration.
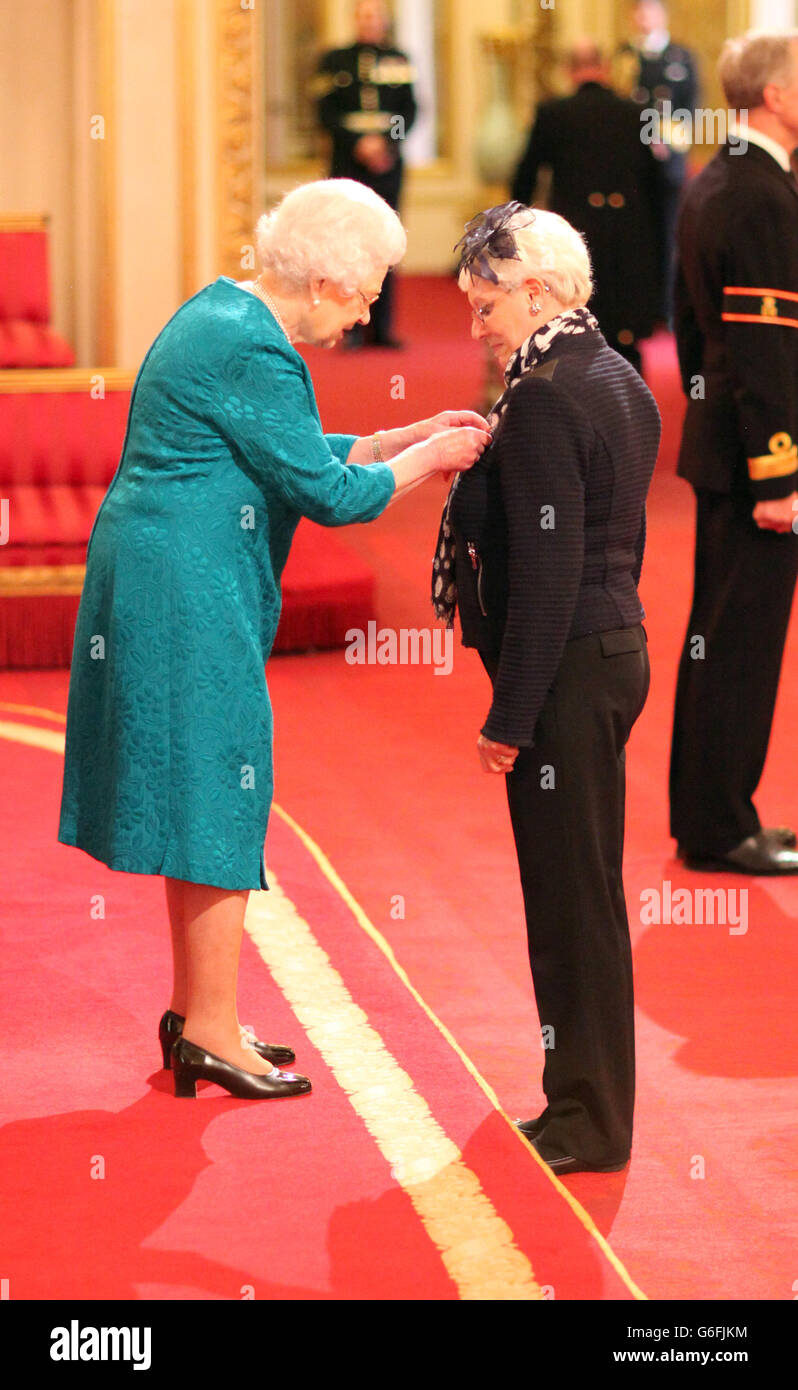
[249,279,291,341]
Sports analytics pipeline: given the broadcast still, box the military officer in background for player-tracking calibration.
[613,0,700,317]
[511,39,666,373]
[669,30,798,874]
[314,0,417,348]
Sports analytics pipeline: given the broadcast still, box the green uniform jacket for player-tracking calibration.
[58,277,395,889]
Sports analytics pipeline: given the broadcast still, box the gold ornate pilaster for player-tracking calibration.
[97,0,116,363]
[177,0,198,301]
[215,0,261,279]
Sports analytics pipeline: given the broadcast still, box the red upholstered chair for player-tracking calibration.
[0,368,378,667]
[0,215,75,368]
[0,214,377,665]
[0,369,135,666]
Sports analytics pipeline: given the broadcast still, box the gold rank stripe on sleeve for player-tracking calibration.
[722,286,798,330]
[341,111,394,133]
[747,432,798,482]
[371,59,416,85]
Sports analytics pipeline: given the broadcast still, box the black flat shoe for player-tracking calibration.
[171,1036,312,1099]
[158,1010,295,1070]
[527,1136,628,1175]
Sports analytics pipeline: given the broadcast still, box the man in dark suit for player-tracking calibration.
[670,30,798,874]
[314,0,416,348]
[511,39,665,373]
[613,0,700,316]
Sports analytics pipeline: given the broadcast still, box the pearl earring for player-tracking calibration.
[312,298,320,307]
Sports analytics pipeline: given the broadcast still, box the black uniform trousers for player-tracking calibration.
[357,165,400,344]
[669,488,798,856]
[483,624,650,1166]
[334,162,402,345]
[660,165,686,323]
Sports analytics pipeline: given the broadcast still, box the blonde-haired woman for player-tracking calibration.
[59,178,490,1100]
[434,203,660,1172]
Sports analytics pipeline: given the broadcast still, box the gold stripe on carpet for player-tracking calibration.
[272,801,648,1302]
[0,719,66,754]
[0,703,67,723]
[245,876,543,1300]
[0,715,644,1299]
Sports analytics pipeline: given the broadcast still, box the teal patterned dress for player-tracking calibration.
[58,277,395,889]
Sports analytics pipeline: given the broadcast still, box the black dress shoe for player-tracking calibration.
[680,830,798,875]
[514,1112,549,1140]
[159,1010,295,1070]
[527,1136,628,1175]
[171,1036,312,1099]
[678,826,797,860]
[764,825,797,848]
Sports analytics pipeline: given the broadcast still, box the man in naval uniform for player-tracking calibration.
[669,30,798,874]
[314,0,416,348]
[511,39,665,373]
[613,0,699,316]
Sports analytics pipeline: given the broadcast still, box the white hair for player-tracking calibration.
[458,208,593,308]
[255,179,407,295]
[718,29,798,111]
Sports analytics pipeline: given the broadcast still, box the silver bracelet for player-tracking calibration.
[371,431,384,463]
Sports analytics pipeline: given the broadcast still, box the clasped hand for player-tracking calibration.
[353,134,395,175]
[752,492,798,533]
[477,734,519,774]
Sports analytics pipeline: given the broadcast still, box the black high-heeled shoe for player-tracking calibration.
[171,1036,312,1099]
[158,1009,295,1069]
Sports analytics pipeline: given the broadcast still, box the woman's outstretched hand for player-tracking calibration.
[416,410,492,440]
[385,423,492,500]
[412,425,493,475]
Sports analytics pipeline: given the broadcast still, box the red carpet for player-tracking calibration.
[0,715,636,1300]
[1,278,796,1300]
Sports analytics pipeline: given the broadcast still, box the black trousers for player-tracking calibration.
[669,488,798,856]
[343,271,396,347]
[483,625,650,1165]
[369,268,395,344]
[332,159,402,345]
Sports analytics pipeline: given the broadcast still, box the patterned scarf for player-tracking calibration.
[431,305,599,628]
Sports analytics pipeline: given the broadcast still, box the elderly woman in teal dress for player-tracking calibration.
[58,179,490,1100]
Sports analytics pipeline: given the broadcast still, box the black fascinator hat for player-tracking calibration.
[454,202,536,283]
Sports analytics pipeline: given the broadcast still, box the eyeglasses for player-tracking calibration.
[471,282,553,324]
[353,287,381,311]
[471,298,502,324]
